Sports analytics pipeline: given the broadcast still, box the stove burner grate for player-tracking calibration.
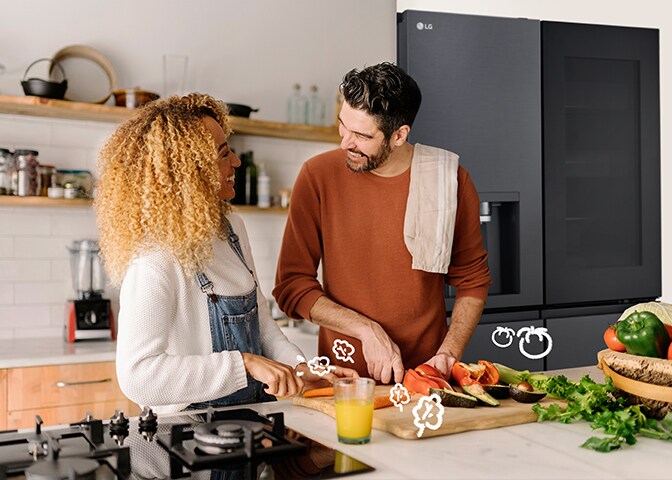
[193,420,264,454]
[157,408,306,471]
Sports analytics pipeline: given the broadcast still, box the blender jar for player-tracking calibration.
[68,239,106,299]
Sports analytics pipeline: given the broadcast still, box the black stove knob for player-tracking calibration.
[138,406,158,442]
[109,410,129,446]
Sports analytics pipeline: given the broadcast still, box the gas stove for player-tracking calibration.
[0,406,374,479]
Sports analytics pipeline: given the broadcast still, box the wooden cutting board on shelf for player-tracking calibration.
[293,385,562,440]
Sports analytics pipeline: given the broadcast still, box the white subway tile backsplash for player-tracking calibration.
[14,326,63,339]
[14,281,67,304]
[0,211,52,235]
[0,283,13,304]
[14,237,73,258]
[0,116,53,146]
[51,122,114,149]
[0,259,52,282]
[49,212,98,236]
[51,259,70,282]
[0,237,14,257]
[0,305,51,328]
[36,145,88,172]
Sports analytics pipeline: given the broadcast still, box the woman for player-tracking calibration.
[95,93,355,414]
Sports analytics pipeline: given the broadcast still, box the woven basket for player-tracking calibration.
[597,349,672,419]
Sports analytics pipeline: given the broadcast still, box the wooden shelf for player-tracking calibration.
[233,205,288,215]
[0,95,340,143]
[0,196,288,213]
[0,196,91,207]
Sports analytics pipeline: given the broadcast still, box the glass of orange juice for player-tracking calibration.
[334,377,375,444]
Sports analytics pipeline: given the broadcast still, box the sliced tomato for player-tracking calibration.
[668,341,672,361]
[603,326,627,352]
[476,360,500,385]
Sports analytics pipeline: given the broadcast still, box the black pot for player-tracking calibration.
[21,58,68,100]
[225,103,259,118]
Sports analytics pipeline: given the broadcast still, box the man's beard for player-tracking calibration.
[345,140,392,173]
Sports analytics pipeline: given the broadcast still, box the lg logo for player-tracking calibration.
[416,22,433,31]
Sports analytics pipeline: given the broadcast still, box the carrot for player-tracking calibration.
[303,387,334,398]
[373,394,395,409]
[303,388,394,409]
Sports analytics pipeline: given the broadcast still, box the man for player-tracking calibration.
[273,62,491,384]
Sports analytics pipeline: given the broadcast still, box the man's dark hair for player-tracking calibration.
[339,62,422,139]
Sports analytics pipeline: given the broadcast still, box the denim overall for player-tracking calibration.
[188,218,275,410]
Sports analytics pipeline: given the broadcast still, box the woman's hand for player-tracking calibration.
[241,353,304,397]
[295,363,359,390]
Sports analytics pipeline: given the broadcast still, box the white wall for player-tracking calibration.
[399,0,671,302]
[0,0,396,339]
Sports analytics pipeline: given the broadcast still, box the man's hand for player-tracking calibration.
[308,295,405,384]
[359,321,405,384]
[423,352,457,379]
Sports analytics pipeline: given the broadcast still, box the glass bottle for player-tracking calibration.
[0,148,13,195]
[287,83,307,124]
[14,149,39,196]
[257,163,271,208]
[245,151,258,206]
[37,164,57,197]
[307,85,325,126]
[231,149,247,205]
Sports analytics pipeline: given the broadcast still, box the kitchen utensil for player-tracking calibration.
[294,385,565,439]
[21,58,68,99]
[51,44,117,104]
[225,103,259,118]
[65,239,115,342]
[113,87,160,109]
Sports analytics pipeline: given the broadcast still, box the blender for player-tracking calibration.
[64,239,115,342]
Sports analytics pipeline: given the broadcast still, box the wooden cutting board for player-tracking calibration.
[293,385,563,440]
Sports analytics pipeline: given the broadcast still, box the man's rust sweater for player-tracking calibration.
[273,149,491,375]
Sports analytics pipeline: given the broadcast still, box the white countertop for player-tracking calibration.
[0,337,116,368]
[253,365,670,479]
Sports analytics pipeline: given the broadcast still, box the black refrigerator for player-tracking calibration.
[398,11,661,370]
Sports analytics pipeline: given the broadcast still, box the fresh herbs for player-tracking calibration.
[495,363,672,452]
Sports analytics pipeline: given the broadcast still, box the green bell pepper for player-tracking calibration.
[614,311,671,358]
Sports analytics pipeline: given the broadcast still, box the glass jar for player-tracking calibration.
[14,149,39,196]
[0,148,13,195]
[37,164,57,197]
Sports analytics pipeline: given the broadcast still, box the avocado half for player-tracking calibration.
[483,384,510,399]
[429,387,478,408]
[462,384,500,406]
[509,384,547,403]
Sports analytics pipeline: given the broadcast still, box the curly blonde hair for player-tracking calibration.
[94,93,232,285]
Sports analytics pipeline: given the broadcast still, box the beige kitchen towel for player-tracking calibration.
[403,144,459,273]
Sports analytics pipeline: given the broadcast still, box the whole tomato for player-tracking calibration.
[603,326,626,352]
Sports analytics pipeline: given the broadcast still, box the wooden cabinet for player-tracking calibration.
[0,369,6,431]
[5,361,140,430]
